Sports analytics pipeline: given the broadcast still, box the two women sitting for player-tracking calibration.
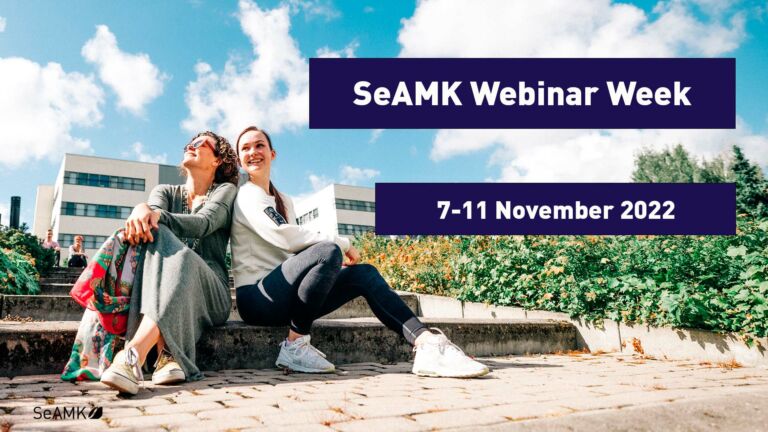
[64,128,488,396]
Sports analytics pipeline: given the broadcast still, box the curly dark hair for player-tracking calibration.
[184,131,240,186]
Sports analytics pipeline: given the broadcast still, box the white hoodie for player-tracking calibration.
[230,181,351,288]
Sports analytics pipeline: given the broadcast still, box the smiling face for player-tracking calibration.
[238,130,275,181]
[182,135,221,173]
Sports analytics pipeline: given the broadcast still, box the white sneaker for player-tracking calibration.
[152,348,186,385]
[412,328,490,378]
[275,335,335,373]
[101,347,144,394]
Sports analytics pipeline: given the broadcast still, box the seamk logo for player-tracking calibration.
[33,406,102,420]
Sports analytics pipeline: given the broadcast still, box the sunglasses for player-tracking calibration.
[185,138,219,155]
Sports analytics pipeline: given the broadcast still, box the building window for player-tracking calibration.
[335,198,375,213]
[338,223,375,236]
[63,171,146,191]
[61,202,132,220]
[297,208,319,225]
[60,234,109,249]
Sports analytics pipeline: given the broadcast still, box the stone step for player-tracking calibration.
[0,293,420,322]
[0,318,577,376]
[37,280,236,295]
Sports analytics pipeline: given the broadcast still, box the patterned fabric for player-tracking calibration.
[61,230,142,381]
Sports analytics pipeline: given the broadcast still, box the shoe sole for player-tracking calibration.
[152,370,186,385]
[276,360,335,374]
[101,370,139,395]
[412,367,490,378]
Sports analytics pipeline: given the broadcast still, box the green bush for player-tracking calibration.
[356,219,768,339]
[0,248,40,295]
[0,225,56,275]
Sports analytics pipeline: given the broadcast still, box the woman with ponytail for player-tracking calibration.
[231,126,488,378]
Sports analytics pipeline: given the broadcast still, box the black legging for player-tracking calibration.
[68,254,87,268]
[235,241,429,345]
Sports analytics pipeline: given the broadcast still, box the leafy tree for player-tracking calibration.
[632,144,702,183]
[731,145,768,218]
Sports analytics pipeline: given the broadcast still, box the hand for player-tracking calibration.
[344,245,361,266]
[125,203,160,245]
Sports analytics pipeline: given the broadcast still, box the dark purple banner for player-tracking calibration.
[375,183,735,235]
[309,58,735,129]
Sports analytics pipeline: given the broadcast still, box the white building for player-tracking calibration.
[33,154,184,261]
[293,184,376,239]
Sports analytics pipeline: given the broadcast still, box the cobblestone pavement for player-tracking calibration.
[1,352,767,431]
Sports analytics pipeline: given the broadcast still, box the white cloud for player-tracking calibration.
[363,6,374,13]
[82,25,167,115]
[399,0,745,58]
[340,165,380,184]
[369,129,383,144]
[0,57,103,167]
[432,119,768,182]
[305,164,380,193]
[399,0,759,181]
[287,0,340,21]
[308,173,333,191]
[0,16,6,32]
[122,142,168,164]
[316,40,359,58]
[0,203,9,222]
[182,0,309,139]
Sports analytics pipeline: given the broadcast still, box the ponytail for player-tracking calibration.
[269,181,288,222]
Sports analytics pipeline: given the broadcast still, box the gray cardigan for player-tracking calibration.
[147,182,237,286]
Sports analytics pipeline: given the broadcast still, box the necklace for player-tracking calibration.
[180,184,215,254]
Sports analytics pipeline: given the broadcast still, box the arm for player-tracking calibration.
[237,188,350,254]
[157,183,237,239]
[124,184,168,244]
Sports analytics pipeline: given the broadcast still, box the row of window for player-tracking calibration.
[61,202,133,220]
[57,223,374,249]
[335,198,375,213]
[297,208,319,225]
[64,171,146,191]
[59,234,109,250]
[338,223,375,236]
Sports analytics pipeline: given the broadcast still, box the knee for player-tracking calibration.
[315,241,343,267]
[353,263,385,286]
[154,224,175,239]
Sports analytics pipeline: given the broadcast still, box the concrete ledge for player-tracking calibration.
[412,293,463,318]
[407,292,768,368]
[618,323,768,367]
[1,293,420,322]
[0,318,576,377]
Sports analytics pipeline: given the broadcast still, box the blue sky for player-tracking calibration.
[0,0,766,227]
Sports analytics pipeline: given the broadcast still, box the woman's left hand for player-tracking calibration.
[344,245,361,266]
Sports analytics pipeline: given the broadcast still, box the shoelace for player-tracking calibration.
[414,327,468,356]
[124,347,145,385]
[293,339,328,359]
[154,348,174,370]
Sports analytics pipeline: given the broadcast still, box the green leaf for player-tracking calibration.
[727,246,748,257]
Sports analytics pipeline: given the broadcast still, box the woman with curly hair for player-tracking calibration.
[99,131,240,395]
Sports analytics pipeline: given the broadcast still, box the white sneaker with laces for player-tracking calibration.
[412,328,490,378]
[275,335,335,373]
[101,346,144,394]
[152,348,186,385]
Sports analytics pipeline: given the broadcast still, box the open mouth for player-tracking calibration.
[245,157,264,167]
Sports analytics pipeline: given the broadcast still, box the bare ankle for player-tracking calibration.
[287,329,304,342]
